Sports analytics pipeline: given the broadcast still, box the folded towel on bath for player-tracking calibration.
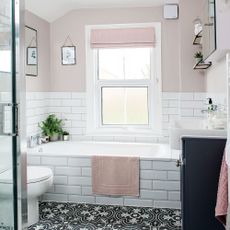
[215,149,228,226]
[92,156,139,196]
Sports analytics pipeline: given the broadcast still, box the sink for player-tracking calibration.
[169,119,227,150]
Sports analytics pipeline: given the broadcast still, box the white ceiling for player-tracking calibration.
[25,0,167,23]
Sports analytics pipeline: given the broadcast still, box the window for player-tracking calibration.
[86,23,162,136]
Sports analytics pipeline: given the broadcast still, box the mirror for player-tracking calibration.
[202,0,216,60]
[25,26,38,76]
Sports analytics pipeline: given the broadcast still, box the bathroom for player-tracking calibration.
[0,0,230,229]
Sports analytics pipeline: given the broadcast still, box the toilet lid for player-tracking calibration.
[0,166,53,184]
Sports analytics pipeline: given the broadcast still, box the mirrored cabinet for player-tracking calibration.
[193,0,230,69]
[202,0,216,61]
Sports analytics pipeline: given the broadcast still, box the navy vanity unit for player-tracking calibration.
[181,137,226,230]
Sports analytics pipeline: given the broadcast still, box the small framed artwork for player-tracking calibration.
[27,47,37,65]
[61,46,76,65]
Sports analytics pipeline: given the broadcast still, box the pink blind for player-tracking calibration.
[90,27,155,48]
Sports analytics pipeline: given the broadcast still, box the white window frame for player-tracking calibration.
[85,23,162,136]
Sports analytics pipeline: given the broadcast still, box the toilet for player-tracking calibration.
[0,166,53,226]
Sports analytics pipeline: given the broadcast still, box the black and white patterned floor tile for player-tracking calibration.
[0,223,13,230]
[29,202,181,230]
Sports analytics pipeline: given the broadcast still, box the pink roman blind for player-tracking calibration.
[90,27,155,48]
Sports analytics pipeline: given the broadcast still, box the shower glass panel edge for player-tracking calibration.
[14,0,28,229]
[0,0,27,228]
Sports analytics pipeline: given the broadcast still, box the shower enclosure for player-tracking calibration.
[0,0,27,229]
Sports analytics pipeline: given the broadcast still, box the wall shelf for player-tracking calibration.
[192,30,212,70]
[193,61,212,70]
[193,31,202,45]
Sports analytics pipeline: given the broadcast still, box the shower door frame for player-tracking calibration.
[12,0,28,229]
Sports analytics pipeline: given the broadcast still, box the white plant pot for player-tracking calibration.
[63,135,70,141]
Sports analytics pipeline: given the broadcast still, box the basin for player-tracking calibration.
[169,119,227,150]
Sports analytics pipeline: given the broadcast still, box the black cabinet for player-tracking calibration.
[181,137,226,230]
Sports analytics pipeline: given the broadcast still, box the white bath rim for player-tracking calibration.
[27,141,179,161]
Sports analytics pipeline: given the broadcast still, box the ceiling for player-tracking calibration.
[25,0,167,23]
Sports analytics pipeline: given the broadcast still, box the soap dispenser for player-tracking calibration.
[206,98,217,129]
[206,98,227,130]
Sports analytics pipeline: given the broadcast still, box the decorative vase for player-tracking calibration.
[50,134,59,142]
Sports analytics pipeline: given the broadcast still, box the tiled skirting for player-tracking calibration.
[28,154,181,209]
[25,91,226,143]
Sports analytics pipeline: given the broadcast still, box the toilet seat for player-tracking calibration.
[0,166,53,184]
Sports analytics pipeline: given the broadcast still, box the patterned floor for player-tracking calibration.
[0,225,13,230]
[28,202,181,230]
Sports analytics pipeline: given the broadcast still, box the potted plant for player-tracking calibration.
[194,51,203,64]
[62,131,70,141]
[39,114,63,141]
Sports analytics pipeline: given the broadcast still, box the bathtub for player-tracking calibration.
[28,141,175,159]
[27,141,181,209]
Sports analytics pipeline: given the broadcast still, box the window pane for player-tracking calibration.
[102,87,149,125]
[98,49,124,80]
[124,48,150,79]
[98,48,151,80]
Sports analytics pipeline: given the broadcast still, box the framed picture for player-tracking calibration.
[27,47,37,65]
[61,46,76,65]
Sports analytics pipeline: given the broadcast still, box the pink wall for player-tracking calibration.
[50,7,181,92]
[26,3,207,92]
[178,0,205,92]
[25,11,51,92]
[206,58,227,93]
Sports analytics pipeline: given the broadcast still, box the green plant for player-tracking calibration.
[39,114,63,137]
[62,131,69,135]
[194,51,203,59]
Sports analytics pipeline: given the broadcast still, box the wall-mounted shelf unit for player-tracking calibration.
[193,31,202,45]
[193,61,212,70]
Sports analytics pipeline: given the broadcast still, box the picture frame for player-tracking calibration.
[25,26,38,76]
[27,47,37,65]
[61,46,76,65]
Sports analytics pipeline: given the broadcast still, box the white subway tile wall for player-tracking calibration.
[28,154,181,209]
[1,91,225,208]
[23,92,225,142]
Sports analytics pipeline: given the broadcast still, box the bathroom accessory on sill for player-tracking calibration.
[62,131,70,141]
[28,135,39,148]
[39,114,63,142]
[92,156,139,196]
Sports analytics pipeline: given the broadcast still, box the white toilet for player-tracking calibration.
[0,166,53,226]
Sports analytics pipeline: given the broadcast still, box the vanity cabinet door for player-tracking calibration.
[181,137,226,230]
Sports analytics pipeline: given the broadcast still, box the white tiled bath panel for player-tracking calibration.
[25,91,226,142]
[28,154,181,209]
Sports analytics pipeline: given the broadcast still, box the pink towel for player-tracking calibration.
[92,156,139,196]
[216,149,228,226]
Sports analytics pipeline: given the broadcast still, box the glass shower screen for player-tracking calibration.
[0,0,26,229]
